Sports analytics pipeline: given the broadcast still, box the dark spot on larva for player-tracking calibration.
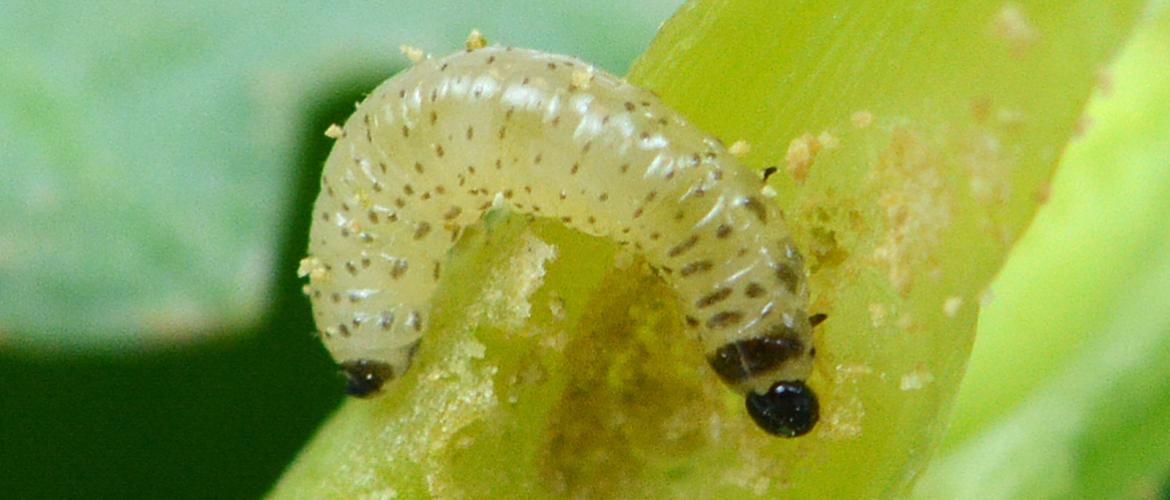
[742,196,768,222]
[430,111,438,125]
[379,162,388,174]
[547,62,557,70]
[668,234,701,257]
[645,191,658,202]
[338,323,350,337]
[624,101,636,112]
[487,55,496,64]
[365,128,372,143]
[551,115,560,127]
[340,202,350,212]
[716,224,733,239]
[372,182,383,193]
[674,210,686,221]
[498,126,507,140]
[403,184,415,196]
[587,216,597,224]
[602,115,611,125]
[522,77,530,85]
[435,185,447,195]
[345,261,358,275]
[394,198,406,208]
[320,211,330,222]
[679,260,714,277]
[570,162,579,175]
[414,222,432,240]
[534,153,542,164]
[341,359,394,398]
[433,261,442,281]
[633,207,644,218]
[398,89,406,98]
[473,86,483,98]
[706,311,745,329]
[706,326,804,384]
[421,192,432,201]
[696,288,733,308]
[775,264,800,294]
[326,186,335,198]
[360,256,371,269]
[598,193,609,201]
[402,126,410,138]
[809,313,828,327]
[467,165,476,175]
[506,107,515,120]
[504,189,514,199]
[368,211,379,224]
[620,163,630,173]
[685,316,700,328]
[409,311,422,332]
[561,216,573,224]
[640,131,650,141]
[435,144,445,157]
[440,62,449,71]
[745,282,767,298]
[340,227,350,238]
[379,312,395,330]
[414,162,424,174]
[330,292,341,304]
[582,141,593,154]
[443,206,462,220]
[390,259,409,279]
[763,166,779,181]
[650,232,660,240]
[524,185,532,194]
[467,126,474,140]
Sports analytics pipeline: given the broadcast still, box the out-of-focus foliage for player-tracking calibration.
[0,1,681,351]
[274,1,1145,497]
[917,3,1170,497]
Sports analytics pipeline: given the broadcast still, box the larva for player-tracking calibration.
[300,45,820,437]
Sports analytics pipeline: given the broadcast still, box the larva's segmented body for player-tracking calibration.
[302,46,820,437]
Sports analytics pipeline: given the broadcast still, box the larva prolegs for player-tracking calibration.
[303,45,819,437]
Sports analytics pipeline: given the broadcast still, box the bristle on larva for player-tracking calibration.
[301,46,819,437]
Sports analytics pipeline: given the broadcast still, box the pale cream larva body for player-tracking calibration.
[301,46,820,437]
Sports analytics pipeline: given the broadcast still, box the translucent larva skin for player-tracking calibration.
[303,47,815,433]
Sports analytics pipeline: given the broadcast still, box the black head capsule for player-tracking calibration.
[745,380,819,437]
[340,359,395,397]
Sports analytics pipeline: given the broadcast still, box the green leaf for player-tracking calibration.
[916,3,1170,497]
[274,0,1144,497]
[0,1,681,352]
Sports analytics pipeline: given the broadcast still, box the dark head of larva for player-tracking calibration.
[340,359,395,397]
[745,380,819,437]
[706,314,826,437]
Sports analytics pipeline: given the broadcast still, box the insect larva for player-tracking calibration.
[300,45,820,437]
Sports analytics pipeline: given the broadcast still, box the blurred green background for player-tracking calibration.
[0,2,682,498]
[3,1,1169,498]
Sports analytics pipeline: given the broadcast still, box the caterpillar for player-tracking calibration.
[299,45,820,437]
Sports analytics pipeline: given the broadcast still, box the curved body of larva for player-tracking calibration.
[301,46,818,436]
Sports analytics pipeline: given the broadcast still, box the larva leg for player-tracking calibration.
[303,45,820,437]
